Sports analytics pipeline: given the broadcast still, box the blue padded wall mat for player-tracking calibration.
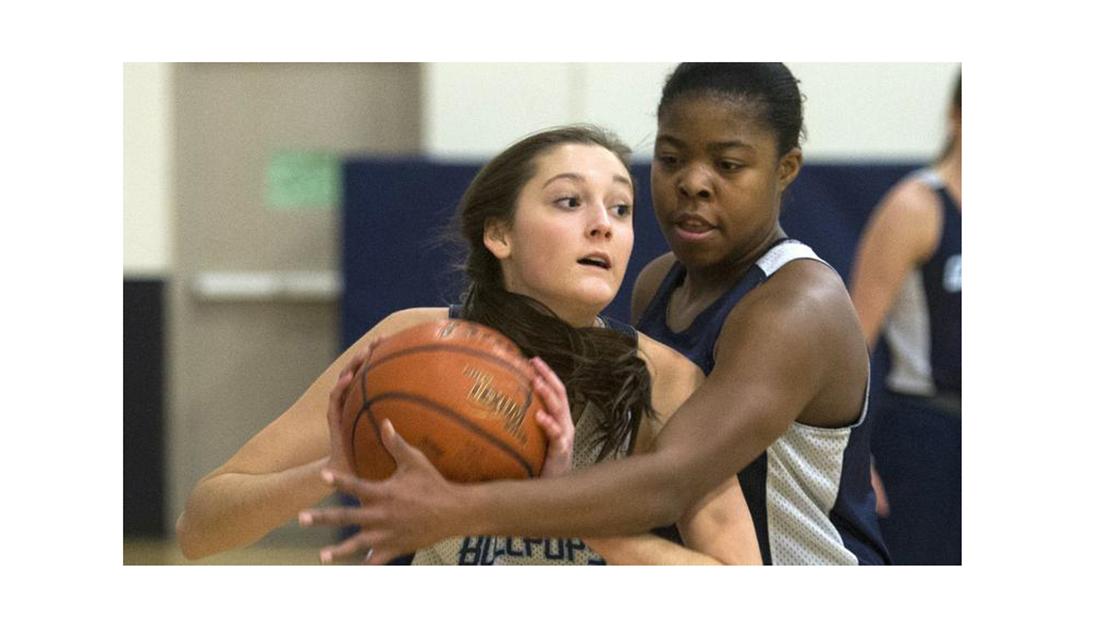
[342,158,918,349]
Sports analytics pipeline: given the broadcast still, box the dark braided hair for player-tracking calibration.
[453,125,656,460]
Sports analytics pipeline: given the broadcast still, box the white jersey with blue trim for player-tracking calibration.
[412,400,624,565]
[411,309,635,565]
[636,239,889,565]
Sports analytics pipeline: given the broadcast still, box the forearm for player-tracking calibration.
[456,449,693,540]
[585,534,720,565]
[176,457,334,559]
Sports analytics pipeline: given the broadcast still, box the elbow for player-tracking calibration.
[175,510,216,561]
[175,512,202,560]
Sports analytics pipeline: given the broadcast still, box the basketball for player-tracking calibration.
[341,319,549,483]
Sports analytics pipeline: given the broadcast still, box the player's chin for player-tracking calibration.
[668,240,726,270]
[572,282,619,312]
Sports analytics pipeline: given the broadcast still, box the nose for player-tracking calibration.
[588,205,612,240]
[677,166,713,200]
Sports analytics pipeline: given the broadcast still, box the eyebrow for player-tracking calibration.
[542,172,633,189]
[655,135,756,152]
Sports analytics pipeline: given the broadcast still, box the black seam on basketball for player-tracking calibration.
[348,370,387,477]
[352,392,536,478]
[349,400,389,477]
[367,344,531,385]
[366,343,536,422]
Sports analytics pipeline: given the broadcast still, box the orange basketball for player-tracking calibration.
[341,319,548,483]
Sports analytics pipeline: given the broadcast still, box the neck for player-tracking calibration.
[498,287,601,329]
[681,226,785,300]
[555,308,602,329]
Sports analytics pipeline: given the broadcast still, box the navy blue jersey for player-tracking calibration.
[881,169,961,397]
[922,178,962,393]
[637,239,890,565]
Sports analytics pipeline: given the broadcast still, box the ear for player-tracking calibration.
[777,147,803,193]
[483,217,513,260]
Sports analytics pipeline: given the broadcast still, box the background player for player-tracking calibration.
[849,73,962,564]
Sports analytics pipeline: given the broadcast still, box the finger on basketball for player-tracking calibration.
[330,369,355,408]
[537,382,569,431]
[531,358,567,414]
[531,375,558,414]
[339,337,380,382]
[381,418,421,468]
[532,357,567,397]
[535,409,561,438]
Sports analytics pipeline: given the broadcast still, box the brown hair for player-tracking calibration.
[936,71,962,163]
[454,125,655,460]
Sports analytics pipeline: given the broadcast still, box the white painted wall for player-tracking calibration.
[125,63,959,275]
[123,63,173,277]
[423,62,959,162]
[791,62,958,161]
[422,63,674,160]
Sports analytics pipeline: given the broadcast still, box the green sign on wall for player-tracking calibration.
[266,151,341,209]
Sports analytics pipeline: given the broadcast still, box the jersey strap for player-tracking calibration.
[637,239,828,375]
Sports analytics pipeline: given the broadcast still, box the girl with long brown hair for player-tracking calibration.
[176,124,760,565]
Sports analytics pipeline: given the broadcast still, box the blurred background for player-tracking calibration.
[122,62,958,564]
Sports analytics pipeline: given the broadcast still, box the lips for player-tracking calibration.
[672,213,716,232]
[577,252,612,270]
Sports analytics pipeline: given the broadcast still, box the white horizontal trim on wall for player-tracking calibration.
[191,271,341,302]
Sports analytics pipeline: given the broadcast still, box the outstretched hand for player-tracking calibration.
[300,419,461,565]
[530,356,574,478]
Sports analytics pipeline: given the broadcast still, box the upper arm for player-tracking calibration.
[849,181,941,346]
[634,333,705,454]
[205,307,449,478]
[677,474,761,564]
[630,252,677,324]
[650,269,847,500]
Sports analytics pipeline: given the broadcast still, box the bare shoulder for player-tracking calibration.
[885,175,942,215]
[714,258,862,387]
[638,332,704,386]
[346,307,450,352]
[869,176,943,258]
[631,252,678,323]
[637,332,705,420]
[735,259,857,342]
[719,259,867,426]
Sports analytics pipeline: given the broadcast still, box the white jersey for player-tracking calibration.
[412,405,626,565]
[635,239,890,564]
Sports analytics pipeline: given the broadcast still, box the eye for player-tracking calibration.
[655,154,680,168]
[718,159,742,172]
[612,203,633,218]
[554,196,581,209]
